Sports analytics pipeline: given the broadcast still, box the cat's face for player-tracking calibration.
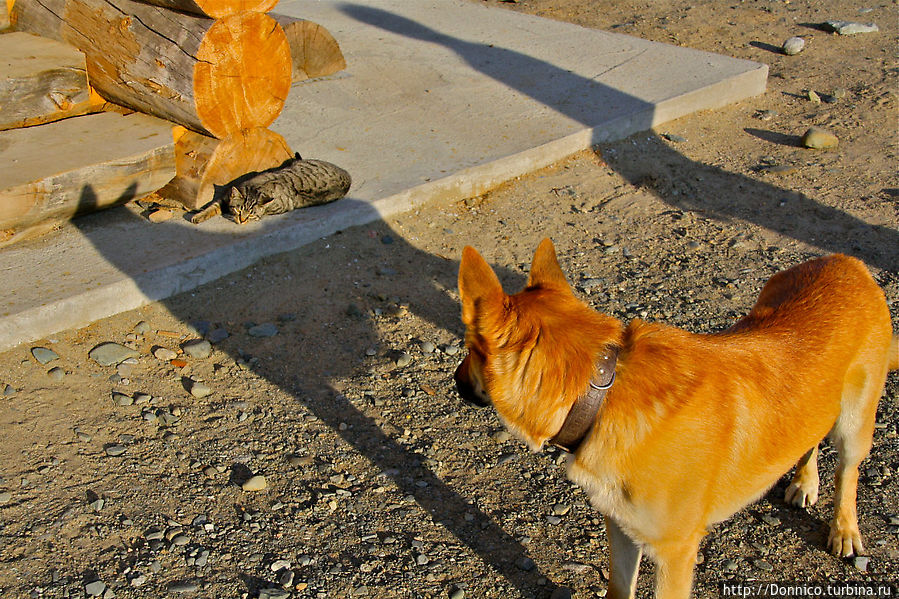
[226,187,264,224]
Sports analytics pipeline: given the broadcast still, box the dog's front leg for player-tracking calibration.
[652,534,703,599]
[605,516,642,599]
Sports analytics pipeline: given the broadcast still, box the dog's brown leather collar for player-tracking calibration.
[549,347,618,453]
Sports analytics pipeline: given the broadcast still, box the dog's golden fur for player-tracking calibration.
[456,239,897,599]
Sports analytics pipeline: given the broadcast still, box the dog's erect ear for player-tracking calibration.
[459,246,503,326]
[528,238,571,292]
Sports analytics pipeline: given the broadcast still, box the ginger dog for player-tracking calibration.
[455,238,897,599]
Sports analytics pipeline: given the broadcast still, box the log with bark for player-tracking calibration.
[10,0,292,138]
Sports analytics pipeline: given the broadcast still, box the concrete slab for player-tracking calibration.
[0,0,767,351]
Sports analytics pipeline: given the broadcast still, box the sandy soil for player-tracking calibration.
[0,1,896,598]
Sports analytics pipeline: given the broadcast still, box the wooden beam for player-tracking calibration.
[0,112,176,243]
[0,32,106,130]
[11,0,292,138]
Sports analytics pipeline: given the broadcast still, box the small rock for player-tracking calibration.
[167,580,199,593]
[270,559,291,572]
[104,444,127,457]
[258,589,290,599]
[208,328,229,344]
[31,346,59,364]
[449,589,465,599]
[248,323,279,338]
[662,132,687,143]
[89,342,139,366]
[760,514,781,526]
[419,341,436,354]
[189,381,213,398]
[552,503,571,516]
[85,580,106,596]
[242,475,267,492]
[754,559,774,571]
[782,36,805,55]
[182,339,212,359]
[134,321,152,334]
[2,384,14,396]
[801,127,838,150]
[516,557,536,572]
[755,109,778,121]
[763,165,799,176]
[154,347,178,361]
[395,352,413,368]
[0,491,12,504]
[112,392,135,406]
[823,20,879,35]
[47,367,65,380]
[491,430,511,443]
[853,556,870,572]
[807,90,821,103]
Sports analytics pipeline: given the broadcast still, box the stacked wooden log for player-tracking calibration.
[5,0,346,214]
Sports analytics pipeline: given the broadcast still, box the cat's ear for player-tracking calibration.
[227,186,243,205]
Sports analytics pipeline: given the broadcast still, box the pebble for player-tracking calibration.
[242,475,267,491]
[824,20,879,35]
[154,347,178,361]
[760,514,781,526]
[443,344,460,356]
[395,352,413,368]
[208,328,229,343]
[248,323,279,338]
[755,109,778,121]
[782,36,805,55]
[419,341,436,354]
[754,559,774,571]
[189,381,213,398]
[182,339,212,359]
[763,165,798,176]
[167,581,199,593]
[89,342,139,366]
[112,392,134,406]
[47,367,65,380]
[270,559,291,572]
[491,430,511,443]
[449,589,465,599]
[31,346,59,364]
[84,581,106,596]
[853,556,870,572]
[258,589,290,599]
[2,384,14,396]
[807,90,821,104]
[0,491,11,504]
[134,321,152,334]
[662,133,686,143]
[104,444,127,457]
[801,127,838,150]
[552,503,571,516]
[516,557,536,571]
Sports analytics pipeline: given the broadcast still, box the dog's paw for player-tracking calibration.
[784,479,819,508]
[828,523,864,558]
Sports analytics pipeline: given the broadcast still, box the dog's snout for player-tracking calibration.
[454,355,489,407]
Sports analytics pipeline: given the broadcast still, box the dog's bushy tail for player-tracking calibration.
[889,334,899,371]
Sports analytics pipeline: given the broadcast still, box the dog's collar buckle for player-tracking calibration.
[549,348,618,453]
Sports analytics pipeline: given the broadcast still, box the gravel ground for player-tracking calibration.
[1,0,897,597]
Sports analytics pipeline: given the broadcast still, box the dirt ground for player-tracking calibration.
[0,1,897,598]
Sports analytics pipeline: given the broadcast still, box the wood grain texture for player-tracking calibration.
[271,14,346,82]
[0,32,102,130]
[158,126,292,210]
[10,0,291,137]
[0,112,176,237]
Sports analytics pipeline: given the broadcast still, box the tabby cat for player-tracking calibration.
[225,153,351,224]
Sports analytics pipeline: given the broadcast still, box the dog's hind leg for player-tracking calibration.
[827,363,885,557]
[605,517,642,599]
[785,445,820,508]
